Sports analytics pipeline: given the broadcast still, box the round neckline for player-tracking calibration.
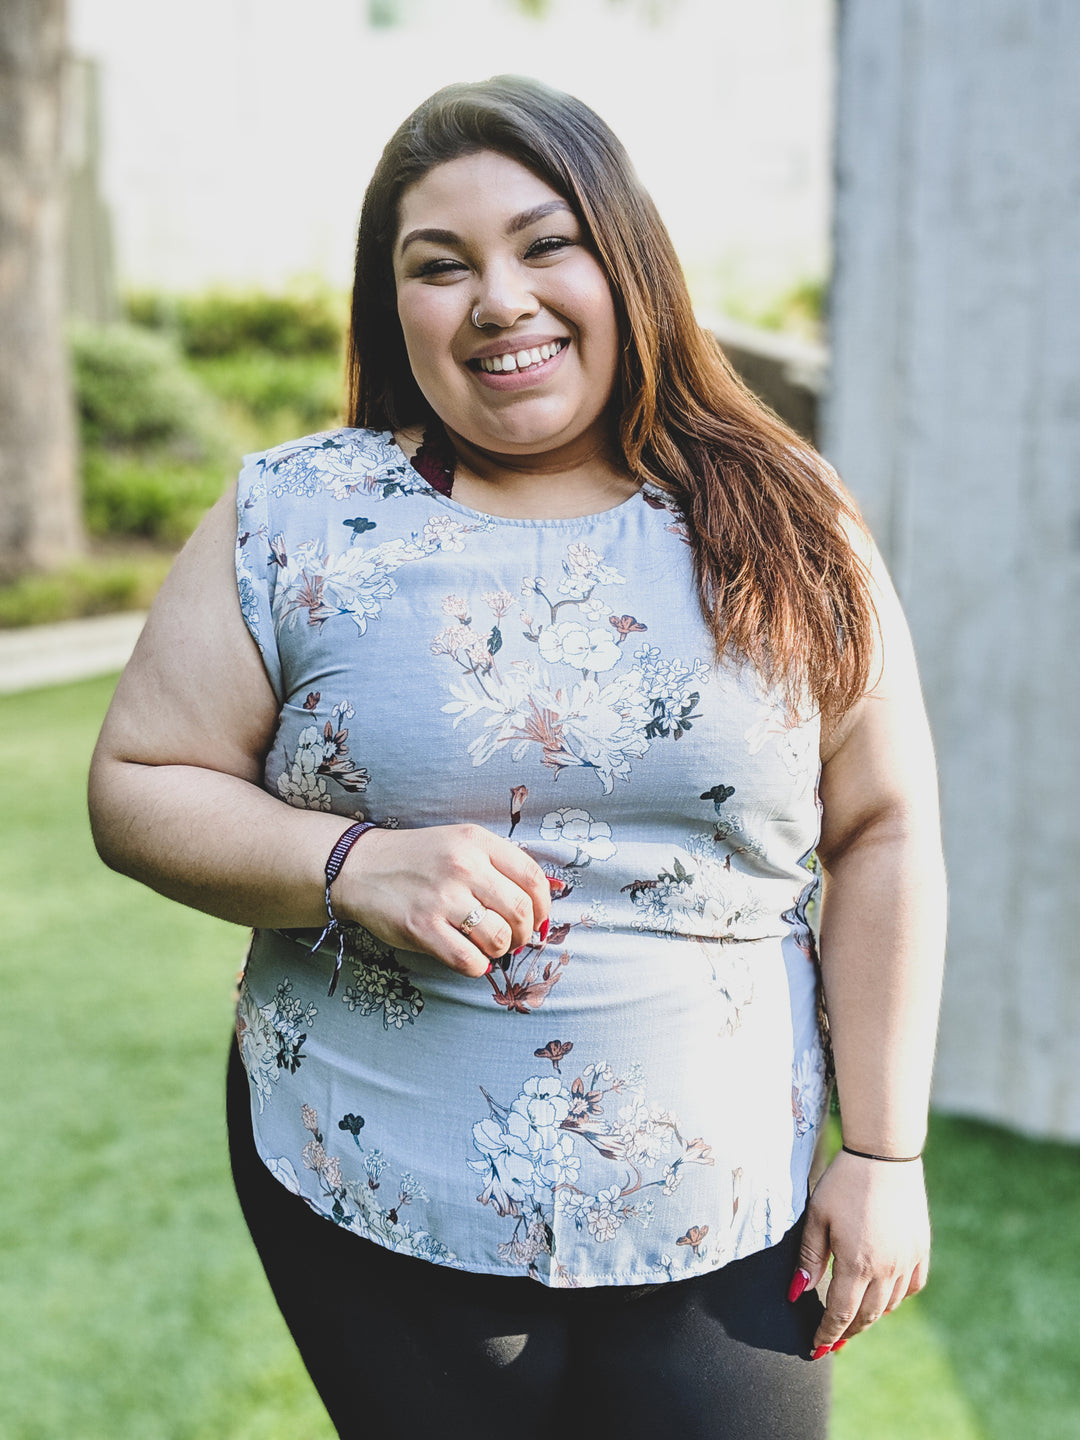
[386,432,651,529]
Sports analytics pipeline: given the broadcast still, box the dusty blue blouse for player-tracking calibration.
[234,426,828,1288]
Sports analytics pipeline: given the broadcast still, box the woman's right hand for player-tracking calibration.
[335,824,552,976]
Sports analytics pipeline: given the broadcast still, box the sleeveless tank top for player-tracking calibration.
[234,427,828,1288]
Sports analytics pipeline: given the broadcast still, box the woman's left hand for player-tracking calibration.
[792,1148,931,1356]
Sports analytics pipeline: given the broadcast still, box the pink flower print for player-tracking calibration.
[442,594,471,621]
[677,1224,710,1254]
[684,1137,716,1166]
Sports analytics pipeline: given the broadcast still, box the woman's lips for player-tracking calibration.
[467,338,569,389]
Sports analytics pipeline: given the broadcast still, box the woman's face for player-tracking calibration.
[393,150,620,458]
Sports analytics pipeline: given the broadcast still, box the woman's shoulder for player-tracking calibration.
[238,426,430,506]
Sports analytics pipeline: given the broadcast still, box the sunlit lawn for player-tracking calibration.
[1,674,1077,1439]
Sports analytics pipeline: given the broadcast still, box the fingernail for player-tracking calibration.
[539,918,550,942]
[513,945,526,957]
[483,962,493,975]
[831,1340,848,1353]
[547,877,566,892]
[811,1346,831,1362]
[787,1268,811,1303]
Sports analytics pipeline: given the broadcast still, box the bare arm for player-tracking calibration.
[793,541,946,1353]
[88,486,551,970]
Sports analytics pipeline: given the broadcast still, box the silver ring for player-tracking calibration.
[471,307,486,329]
[459,905,485,936]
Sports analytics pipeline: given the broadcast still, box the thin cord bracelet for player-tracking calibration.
[310,821,378,997]
[841,1144,923,1163]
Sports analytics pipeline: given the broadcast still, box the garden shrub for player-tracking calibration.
[69,322,218,455]
[126,287,345,357]
[189,351,344,426]
[69,322,232,543]
[81,449,229,544]
[0,553,173,627]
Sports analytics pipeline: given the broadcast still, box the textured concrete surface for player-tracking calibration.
[826,0,1080,1139]
[0,611,145,694]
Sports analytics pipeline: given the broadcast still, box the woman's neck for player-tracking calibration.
[398,422,639,520]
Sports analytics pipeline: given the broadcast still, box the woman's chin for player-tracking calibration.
[446,410,606,464]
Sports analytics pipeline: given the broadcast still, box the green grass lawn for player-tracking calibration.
[1,674,1078,1439]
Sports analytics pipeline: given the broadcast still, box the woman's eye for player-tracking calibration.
[526,235,575,260]
[415,258,466,279]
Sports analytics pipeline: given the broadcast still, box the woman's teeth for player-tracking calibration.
[477,340,565,373]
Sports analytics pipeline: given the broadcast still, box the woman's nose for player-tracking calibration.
[472,262,540,329]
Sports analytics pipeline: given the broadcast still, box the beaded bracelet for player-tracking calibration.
[841,1144,923,1163]
[310,821,377,997]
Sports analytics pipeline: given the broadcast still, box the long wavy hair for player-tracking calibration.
[347,75,874,720]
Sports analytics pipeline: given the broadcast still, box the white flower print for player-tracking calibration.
[442,662,654,793]
[511,1076,573,1154]
[617,1101,677,1166]
[580,597,612,624]
[257,431,405,501]
[709,949,757,1036]
[421,514,470,552]
[634,644,710,739]
[585,1185,628,1242]
[431,624,486,657]
[482,590,514,618]
[276,724,332,810]
[537,621,621,673]
[364,1149,388,1184]
[273,516,483,640]
[470,1112,536,1216]
[742,669,816,773]
[577,901,615,930]
[276,718,369,809]
[534,1135,581,1189]
[471,1052,712,1265]
[538,807,617,863]
[792,1046,828,1138]
[235,978,318,1112]
[264,1155,301,1194]
[554,672,653,792]
[557,542,625,599]
[778,720,816,777]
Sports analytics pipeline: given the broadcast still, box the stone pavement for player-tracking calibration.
[0,612,147,695]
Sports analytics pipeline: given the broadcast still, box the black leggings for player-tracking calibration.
[227,1042,831,1439]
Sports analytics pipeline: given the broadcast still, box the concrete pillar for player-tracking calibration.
[824,0,1080,1139]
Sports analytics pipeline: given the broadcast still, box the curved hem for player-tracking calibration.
[248,1122,807,1291]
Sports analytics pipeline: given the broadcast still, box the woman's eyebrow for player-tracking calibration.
[506,200,573,233]
[398,226,460,255]
[398,201,573,256]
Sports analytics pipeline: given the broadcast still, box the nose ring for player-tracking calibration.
[471,307,487,330]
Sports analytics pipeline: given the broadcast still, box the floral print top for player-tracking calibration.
[234,427,829,1287]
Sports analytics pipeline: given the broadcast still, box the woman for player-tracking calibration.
[89,76,945,1439]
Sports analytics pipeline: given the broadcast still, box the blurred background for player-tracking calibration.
[1,1,1077,1437]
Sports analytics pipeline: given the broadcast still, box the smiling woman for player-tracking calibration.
[88,75,945,1440]
[392,151,629,514]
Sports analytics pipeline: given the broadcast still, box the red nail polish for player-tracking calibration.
[547,877,566,892]
[484,962,493,975]
[811,1346,831,1362]
[787,1268,811,1303]
[513,945,526,958]
[831,1340,848,1353]
[539,918,550,942]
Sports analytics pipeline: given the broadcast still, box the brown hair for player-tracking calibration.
[347,75,874,719]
